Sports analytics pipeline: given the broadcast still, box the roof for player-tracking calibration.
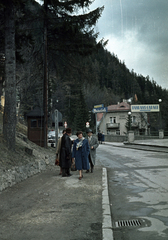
[97,102,131,123]
[27,107,44,117]
[108,102,130,112]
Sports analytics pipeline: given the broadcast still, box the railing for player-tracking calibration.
[106,123,120,129]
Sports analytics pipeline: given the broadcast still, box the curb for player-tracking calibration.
[102,168,114,240]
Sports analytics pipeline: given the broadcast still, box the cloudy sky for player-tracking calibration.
[90,0,168,89]
[36,0,168,89]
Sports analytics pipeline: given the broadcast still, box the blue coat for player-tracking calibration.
[72,138,90,170]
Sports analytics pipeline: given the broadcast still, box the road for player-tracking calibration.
[97,143,168,240]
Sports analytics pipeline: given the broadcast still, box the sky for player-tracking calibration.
[90,0,168,90]
[36,0,168,90]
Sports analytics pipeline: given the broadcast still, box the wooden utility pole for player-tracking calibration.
[43,0,48,148]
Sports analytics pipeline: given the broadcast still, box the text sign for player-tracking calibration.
[131,104,160,112]
[94,104,104,108]
[92,107,107,113]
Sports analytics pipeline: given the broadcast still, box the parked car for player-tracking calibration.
[48,131,55,143]
[48,131,62,143]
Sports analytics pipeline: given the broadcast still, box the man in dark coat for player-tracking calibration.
[60,128,72,177]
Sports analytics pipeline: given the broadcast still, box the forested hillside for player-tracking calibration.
[0,0,168,135]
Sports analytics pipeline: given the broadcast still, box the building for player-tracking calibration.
[98,101,148,136]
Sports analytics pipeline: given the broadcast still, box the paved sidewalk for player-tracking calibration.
[130,138,168,147]
[104,138,168,148]
[0,165,108,240]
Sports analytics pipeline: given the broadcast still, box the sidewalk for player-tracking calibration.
[130,138,168,147]
[104,138,168,149]
[0,165,112,240]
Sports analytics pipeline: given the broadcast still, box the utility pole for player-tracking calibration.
[55,109,58,148]
[43,0,48,148]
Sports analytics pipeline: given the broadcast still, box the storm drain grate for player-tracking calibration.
[115,219,141,228]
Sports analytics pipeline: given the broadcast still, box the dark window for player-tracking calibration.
[38,119,44,128]
[31,119,37,128]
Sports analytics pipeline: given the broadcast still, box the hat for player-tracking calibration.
[66,128,72,133]
[87,129,93,133]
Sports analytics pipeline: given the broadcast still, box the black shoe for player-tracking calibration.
[62,175,67,177]
[86,170,89,173]
[67,174,72,177]
[91,168,93,173]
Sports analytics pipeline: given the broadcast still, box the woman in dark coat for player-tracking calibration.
[60,128,72,177]
[72,131,90,180]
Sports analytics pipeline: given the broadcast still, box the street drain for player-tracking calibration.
[115,219,141,228]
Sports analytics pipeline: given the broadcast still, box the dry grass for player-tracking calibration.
[0,112,55,169]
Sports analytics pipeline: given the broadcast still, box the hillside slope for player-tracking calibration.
[0,112,55,170]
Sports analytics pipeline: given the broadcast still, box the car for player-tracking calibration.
[48,131,62,143]
[48,130,55,143]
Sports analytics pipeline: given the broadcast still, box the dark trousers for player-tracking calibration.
[89,154,94,170]
[62,168,70,176]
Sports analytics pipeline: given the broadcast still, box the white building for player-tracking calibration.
[98,101,148,135]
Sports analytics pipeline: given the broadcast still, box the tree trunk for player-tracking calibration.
[43,0,48,148]
[3,2,16,151]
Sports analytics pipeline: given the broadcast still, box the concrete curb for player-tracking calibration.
[102,168,114,240]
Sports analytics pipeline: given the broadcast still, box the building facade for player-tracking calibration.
[98,101,148,135]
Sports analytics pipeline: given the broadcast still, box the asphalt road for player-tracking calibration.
[97,143,168,240]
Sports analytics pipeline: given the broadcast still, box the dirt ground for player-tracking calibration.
[0,112,55,170]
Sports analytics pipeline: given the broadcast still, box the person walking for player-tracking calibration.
[86,129,99,173]
[98,130,102,144]
[60,128,72,177]
[101,131,105,144]
[55,129,66,175]
[72,131,90,180]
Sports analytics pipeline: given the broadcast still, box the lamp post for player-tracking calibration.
[128,111,132,131]
[158,99,162,129]
[127,111,134,142]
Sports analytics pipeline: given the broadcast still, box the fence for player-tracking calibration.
[104,130,168,142]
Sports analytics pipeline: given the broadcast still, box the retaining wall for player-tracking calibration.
[0,154,55,192]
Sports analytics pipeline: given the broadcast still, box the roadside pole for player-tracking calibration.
[92,104,107,135]
[95,113,97,135]
[55,109,58,148]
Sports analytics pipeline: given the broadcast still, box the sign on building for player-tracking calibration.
[94,104,104,108]
[92,107,107,113]
[131,104,160,112]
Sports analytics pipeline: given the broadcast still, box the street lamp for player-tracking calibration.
[128,111,131,131]
[158,99,162,129]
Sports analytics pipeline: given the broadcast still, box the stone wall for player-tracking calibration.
[104,135,127,142]
[0,154,55,192]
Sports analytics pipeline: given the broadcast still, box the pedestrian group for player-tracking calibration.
[55,128,99,180]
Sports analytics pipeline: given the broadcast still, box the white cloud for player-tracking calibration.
[104,30,168,89]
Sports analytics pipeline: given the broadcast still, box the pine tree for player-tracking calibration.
[73,88,89,134]
[2,1,16,150]
[1,0,32,150]
[125,113,132,132]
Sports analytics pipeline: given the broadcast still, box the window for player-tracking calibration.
[38,119,44,128]
[116,130,120,135]
[110,117,116,123]
[132,116,136,124]
[31,119,37,128]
